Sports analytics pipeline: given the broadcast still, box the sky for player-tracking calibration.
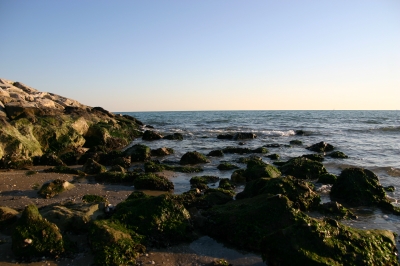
[1,1,399,111]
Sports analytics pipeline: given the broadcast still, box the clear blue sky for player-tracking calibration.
[1,1,399,111]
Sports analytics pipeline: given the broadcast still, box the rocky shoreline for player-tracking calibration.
[1,79,399,265]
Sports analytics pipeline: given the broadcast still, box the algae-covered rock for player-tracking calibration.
[163,132,184,140]
[37,179,74,199]
[113,193,193,246]
[144,160,203,173]
[217,162,239,170]
[142,130,163,140]
[33,153,66,166]
[180,151,210,165]
[261,217,398,266]
[328,151,349,159]
[236,176,320,211]
[40,202,102,232]
[43,165,85,176]
[233,132,256,140]
[330,168,386,206]
[133,173,174,191]
[124,144,151,162]
[95,171,137,183]
[302,153,324,162]
[230,169,246,183]
[208,150,224,157]
[306,141,334,152]
[190,175,219,187]
[88,219,145,266]
[318,201,357,220]
[290,139,303,145]
[12,205,65,258]
[266,153,280,160]
[280,157,327,180]
[82,194,107,203]
[243,159,281,181]
[218,178,235,190]
[0,206,19,226]
[82,158,106,174]
[317,173,337,184]
[151,147,174,156]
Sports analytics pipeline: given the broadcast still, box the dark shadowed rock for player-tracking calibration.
[233,132,256,140]
[142,130,163,140]
[151,147,174,156]
[163,133,184,140]
[207,150,224,157]
[124,144,151,162]
[280,157,327,180]
[180,151,210,165]
[83,158,106,174]
[306,141,334,152]
[328,151,349,159]
[217,134,233,140]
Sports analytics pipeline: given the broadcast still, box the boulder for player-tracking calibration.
[180,151,210,165]
[133,173,174,191]
[40,202,103,232]
[306,141,334,152]
[280,157,327,180]
[218,178,235,190]
[217,134,233,140]
[83,158,106,174]
[12,205,65,258]
[113,193,193,246]
[217,162,239,170]
[233,132,256,140]
[328,151,349,159]
[142,130,163,140]
[124,144,151,162]
[330,168,387,206]
[0,206,19,227]
[190,175,219,188]
[266,153,280,160]
[317,173,337,184]
[33,153,66,166]
[302,153,324,162]
[151,147,174,156]
[88,219,145,266]
[289,139,303,145]
[236,176,320,211]
[37,179,75,199]
[163,133,184,140]
[243,159,281,181]
[207,150,224,157]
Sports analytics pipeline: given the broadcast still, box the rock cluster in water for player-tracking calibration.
[1,79,399,265]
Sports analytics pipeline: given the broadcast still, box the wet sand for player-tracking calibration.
[0,167,265,266]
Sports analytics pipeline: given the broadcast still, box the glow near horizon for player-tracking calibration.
[1,1,399,111]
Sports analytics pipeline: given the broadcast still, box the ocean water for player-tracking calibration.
[120,110,400,234]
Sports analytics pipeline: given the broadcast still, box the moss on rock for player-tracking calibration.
[180,151,210,165]
[243,159,281,181]
[12,205,65,258]
[133,173,174,191]
[280,157,327,180]
[37,179,74,199]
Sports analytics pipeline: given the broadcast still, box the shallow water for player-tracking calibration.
[120,110,400,238]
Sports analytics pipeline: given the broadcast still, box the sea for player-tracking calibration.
[120,110,400,238]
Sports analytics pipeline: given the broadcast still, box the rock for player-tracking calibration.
[317,173,337,184]
[88,219,145,266]
[306,141,334,152]
[242,159,281,181]
[289,139,303,145]
[133,173,174,191]
[202,194,398,265]
[33,153,66,166]
[151,147,174,156]
[236,176,320,211]
[83,158,106,174]
[0,154,33,169]
[142,130,163,140]
[230,169,246,183]
[218,178,235,190]
[233,132,256,140]
[217,134,233,140]
[302,153,324,162]
[280,157,327,180]
[217,162,239,170]
[163,133,184,140]
[113,193,193,246]
[124,144,151,162]
[190,175,219,188]
[0,206,19,227]
[266,153,280,160]
[328,151,349,159]
[223,146,252,154]
[318,201,357,219]
[12,205,65,258]
[43,165,85,176]
[384,185,395,192]
[330,168,387,206]
[207,150,224,157]
[37,179,75,199]
[40,202,103,232]
[95,171,136,183]
[180,151,210,165]
[110,164,126,173]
